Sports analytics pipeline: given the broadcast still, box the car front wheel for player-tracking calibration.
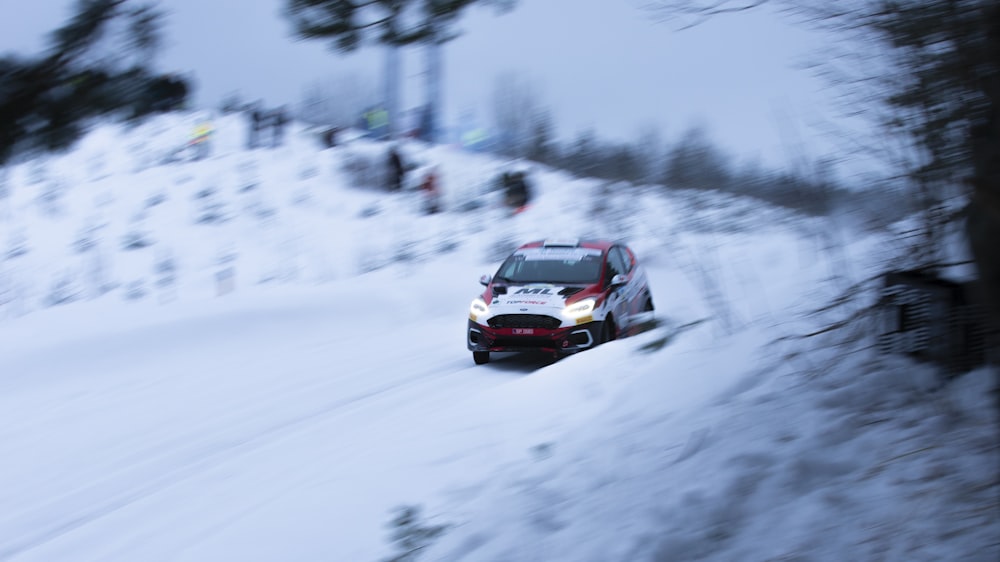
[599,317,616,344]
[473,351,490,365]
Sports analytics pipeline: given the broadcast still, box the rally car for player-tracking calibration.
[467,239,654,365]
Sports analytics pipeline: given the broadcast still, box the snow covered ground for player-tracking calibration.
[0,114,996,561]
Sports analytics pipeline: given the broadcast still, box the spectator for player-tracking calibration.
[420,168,442,214]
[322,127,339,149]
[387,146,405,192]
[504,170,532,212]
[189,119,214,160]
[271,106,289,148]
[366,106,389,140]
[247,103,263,149]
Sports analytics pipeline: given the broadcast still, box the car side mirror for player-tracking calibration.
[610,274,627,287]
[479,274,492,286]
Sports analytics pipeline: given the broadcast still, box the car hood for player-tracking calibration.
[488,284,589,312]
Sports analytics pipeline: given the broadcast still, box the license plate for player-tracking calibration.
[513,328,535,335]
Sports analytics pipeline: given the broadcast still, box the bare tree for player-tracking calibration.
[646,0,1000,351]
[298,72,377,127]
[491,71,546,158]
[635,123,666,185]
[644,0,770,29]
[663,125,732,190]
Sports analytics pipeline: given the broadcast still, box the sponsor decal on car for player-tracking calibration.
[514,287,553,295]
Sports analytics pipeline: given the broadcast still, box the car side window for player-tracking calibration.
[618,246,635,273]
[609,247,629,278]
[604,251,622,286]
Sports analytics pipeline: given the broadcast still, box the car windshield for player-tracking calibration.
[495,247,604,284]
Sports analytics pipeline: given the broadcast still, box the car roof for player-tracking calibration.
[519,239,615,252]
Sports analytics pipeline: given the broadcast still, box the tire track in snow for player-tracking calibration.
[0,354,480,561]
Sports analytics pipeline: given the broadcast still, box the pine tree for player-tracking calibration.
[0,0,188,165]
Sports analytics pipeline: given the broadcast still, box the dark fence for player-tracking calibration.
[877,270,988,376]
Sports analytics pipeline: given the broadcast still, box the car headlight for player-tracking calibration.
[470,298,489,316]
[562,298,595,319]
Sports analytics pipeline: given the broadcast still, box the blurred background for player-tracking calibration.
[1,0,997,351]
[0,2,997,560]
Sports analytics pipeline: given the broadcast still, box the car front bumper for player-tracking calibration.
[467,319,604,355]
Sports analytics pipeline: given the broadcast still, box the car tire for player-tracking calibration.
[599,317,616,344]
[473,351,490,365]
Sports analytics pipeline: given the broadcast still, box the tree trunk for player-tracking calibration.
[966,73,1000,360]
[384,45,401,140]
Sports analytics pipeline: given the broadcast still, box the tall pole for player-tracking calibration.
[425,40,443,143]
[385,45,401,140]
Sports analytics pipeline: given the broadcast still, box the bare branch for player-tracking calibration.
[642,0,769,29]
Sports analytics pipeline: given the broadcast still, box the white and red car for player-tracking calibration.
[467,239,654,365]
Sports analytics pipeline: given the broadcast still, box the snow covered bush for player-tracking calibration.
[214,246,237,295]
[341,149,386,190]
[356,248,382,274]
[435,233,460,255]
[194,186,217,200]
[194,187,232,225]
[297,156,319,180]
[236,157,259,192]
[45,270,82,307]
[121,214,154,250]
[73,221,100,254]
[84,249,113,299]
[246,196,277,221]
[487,233,519,263]
[359,202,382,218]
[0,264,13,313]
[124,279,147,301]
[382,505,448,562]
[36,178,67,217]
[290,183,314,206]
[144,191,167,208]
[5,229,29,259]
[393,240,418,263]
[155,250,176,291]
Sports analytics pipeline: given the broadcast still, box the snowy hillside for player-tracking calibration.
[0,114,996,561]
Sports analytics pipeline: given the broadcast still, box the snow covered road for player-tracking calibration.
[1,274,477,559]
[0,257,707,561]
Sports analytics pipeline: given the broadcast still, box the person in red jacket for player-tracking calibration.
[419,168,442,214]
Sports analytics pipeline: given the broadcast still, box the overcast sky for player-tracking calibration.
[1,0,843,170]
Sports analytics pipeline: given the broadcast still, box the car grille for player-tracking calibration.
[488,314,561,330]
[493,337,556,349]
